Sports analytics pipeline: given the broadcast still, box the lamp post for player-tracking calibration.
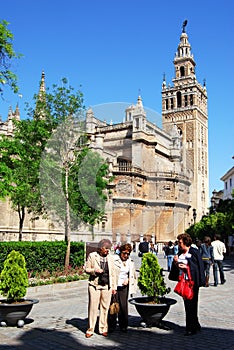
[193,208,197,224]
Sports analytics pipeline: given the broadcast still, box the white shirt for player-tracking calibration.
[118,259,130,287]
[178,252,192,265]
[211,240,226,260]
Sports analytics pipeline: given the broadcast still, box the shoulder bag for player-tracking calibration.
[174,265,194,300]
[109,293,120,315]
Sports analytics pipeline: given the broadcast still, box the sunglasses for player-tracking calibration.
[121,251,130,256]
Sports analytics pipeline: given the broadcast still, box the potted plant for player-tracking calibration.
[0,250,39,327]
[129,252,176,328]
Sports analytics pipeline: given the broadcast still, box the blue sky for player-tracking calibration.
[1,0,233,198]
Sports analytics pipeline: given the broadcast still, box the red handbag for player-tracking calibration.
[174,266,194,300]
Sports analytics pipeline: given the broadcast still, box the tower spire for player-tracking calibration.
[35,71,47,119]
[38,71,46,100]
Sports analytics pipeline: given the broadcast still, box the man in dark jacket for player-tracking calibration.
[138,237,149,257]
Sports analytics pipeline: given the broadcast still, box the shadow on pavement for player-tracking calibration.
[66,317,88,333]
[0,325,233,350]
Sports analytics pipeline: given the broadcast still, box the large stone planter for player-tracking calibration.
[0,298,39,327]
[129,296,176,329]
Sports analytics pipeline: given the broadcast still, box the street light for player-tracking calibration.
[193,208,197,224]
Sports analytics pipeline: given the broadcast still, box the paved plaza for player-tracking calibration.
[0,254,234,350]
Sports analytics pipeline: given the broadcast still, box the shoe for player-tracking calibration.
[214,283,218,287]
[101,332,108,337]
[85,333,93,338]
[221,279,226,284]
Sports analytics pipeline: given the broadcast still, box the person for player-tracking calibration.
[173,240,179,255]
[138,237,149,257]
[114,242,121,255]
[162,243,167,258]
[196,239,203,254]
[200,236,214,287]
[85,239,117,338]
[149,242,157,255]
[169,233,205,336]
[211,234,226,286]
[154,242,159,255]
[108,243,137,333]
[165,241,175,272]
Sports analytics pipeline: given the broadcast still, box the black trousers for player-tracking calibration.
[183,287,200,332]
[108,285,129,330]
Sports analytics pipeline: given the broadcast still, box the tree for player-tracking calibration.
[0,20,22,96]
[40,121,112,268]
[0,118,51,240]
[186,198,234,245]
[0,77,84,242]
[0,75,112,267]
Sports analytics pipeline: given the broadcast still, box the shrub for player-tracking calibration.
[0,250,28,302]
[138,253,170,303]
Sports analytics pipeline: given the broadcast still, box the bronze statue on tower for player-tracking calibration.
[182,20,188,33]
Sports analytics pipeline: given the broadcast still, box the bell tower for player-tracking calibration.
[162,21,209,223]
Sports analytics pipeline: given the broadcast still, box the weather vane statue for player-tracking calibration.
[182,19,188,33]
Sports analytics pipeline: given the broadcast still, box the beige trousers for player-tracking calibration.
[87,284,112,334]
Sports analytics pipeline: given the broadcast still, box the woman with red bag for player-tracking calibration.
[169,233,205,336]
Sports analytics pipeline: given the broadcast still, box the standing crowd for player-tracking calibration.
[84,233,227,338]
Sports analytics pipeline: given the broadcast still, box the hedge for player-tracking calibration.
[0,241,85,275]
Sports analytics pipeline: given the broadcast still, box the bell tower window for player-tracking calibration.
[177,92,182,108]
[190,94,193,105]
[180,66,185,77]
[170,98,174,109]
[166,99,169,110]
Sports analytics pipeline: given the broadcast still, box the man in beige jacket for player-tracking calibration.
[85,239,116,338]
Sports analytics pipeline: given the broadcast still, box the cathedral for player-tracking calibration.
[0,24,209,244]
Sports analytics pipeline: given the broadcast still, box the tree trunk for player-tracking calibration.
[18,205,25,241]
[64,167,71,269]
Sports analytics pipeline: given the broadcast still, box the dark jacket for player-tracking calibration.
[169,246,205,288]
[139,241,149,253]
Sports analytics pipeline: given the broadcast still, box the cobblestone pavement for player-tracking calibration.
[0,254,234,350]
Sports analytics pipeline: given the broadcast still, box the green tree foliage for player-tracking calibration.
[0,118,52,240]
[0,250,28,302]
[40,122,112,267]
[69,147,111,225]
[0,78,84,241]
[138,253,170,303]
[186,198,234,243]
[0,20,22,95]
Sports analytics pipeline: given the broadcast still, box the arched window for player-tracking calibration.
[177,92,182,108]
[166,99,169,110]
[180,66,185,77]
[170,98,174,109]
[135,117,139,129]
[190,94,193,106]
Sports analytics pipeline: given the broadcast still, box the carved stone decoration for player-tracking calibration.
[115,179,132,196]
